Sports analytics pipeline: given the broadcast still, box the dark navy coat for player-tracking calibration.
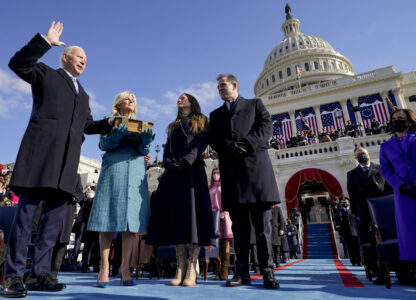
[146,116,215,246]
[8,34,110,197]
[208,97,280,211]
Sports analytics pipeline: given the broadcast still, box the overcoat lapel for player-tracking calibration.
[57,68,78,95]
[404,131,416,154]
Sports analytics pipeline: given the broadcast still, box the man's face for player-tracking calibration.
[63,47,87,77]
[355,148,370,165]
[217,77,238,101]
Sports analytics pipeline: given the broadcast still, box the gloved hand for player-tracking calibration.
[226,141,249,160]
[399,183,416,197]
[140,128,156,146]
[163,158,189,172]
[111,124,128,144]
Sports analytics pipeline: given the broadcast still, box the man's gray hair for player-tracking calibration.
[60,46,84,68]
[216,74,239,85]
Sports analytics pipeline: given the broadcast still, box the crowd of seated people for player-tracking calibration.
[270,119,391,149]
[0,165,17,207]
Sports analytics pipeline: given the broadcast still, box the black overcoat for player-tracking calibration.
[8,34,110,197]
[58,174,84,244]
[146,116,215,246]
[346,162,391,243]
[208,97,280,211]
[286,224,298,250]
[271,206,285,246]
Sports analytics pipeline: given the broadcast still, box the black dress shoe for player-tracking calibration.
[226,274,251,287]
[263,270,280,289]
[1,276,27,298]
[26,273,65,292]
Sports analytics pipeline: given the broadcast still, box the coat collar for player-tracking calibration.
[57,68,79,95]
[386,130,416,155]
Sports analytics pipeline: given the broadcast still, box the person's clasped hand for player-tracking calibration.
[399,182,416,197]
[111,124,128,144]
[227,141,249,160]
[163,158,189,172]
[140,128,156,145]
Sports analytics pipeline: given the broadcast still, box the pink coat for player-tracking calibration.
[209,182,233,239]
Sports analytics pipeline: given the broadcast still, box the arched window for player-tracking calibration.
[287,67,291,76]
[305,62,310,71]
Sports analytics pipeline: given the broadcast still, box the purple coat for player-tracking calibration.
[379,131,416,260]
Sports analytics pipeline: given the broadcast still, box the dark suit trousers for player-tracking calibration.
[6,189,68,277]
[229,206,273,275]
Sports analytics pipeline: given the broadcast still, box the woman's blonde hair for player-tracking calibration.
[111,91,137,118]
[167,93,207,134]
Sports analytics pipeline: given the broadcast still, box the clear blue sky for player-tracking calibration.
[1,0,415,164]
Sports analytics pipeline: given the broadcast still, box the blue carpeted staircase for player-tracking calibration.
[305,224,334,259]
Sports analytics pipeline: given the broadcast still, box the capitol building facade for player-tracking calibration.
[254,6,416,219]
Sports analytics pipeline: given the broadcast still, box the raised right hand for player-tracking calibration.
[45,21,66,46]
[110,124,128,144]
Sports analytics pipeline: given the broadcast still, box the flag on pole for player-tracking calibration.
[296,65,302,79]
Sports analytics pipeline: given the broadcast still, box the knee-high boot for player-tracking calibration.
[220,239,230,280]
[182,244,200,286]
[170,244,187,286]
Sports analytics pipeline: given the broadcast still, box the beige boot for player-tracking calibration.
[220,240,230,280]
[170,245,187,286]
[182,244,200,286]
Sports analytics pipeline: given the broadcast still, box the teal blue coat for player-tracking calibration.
[87,125,151,233]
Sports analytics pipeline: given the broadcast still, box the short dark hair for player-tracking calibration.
[216,74,239,86]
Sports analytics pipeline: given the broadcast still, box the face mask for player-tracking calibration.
[356,153,369,164]
[86,192,95,199]
[391,120,408,133]
[212,174,220,182]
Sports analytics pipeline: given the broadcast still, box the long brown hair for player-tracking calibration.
[167,93,207,134]
[390,108,416,131]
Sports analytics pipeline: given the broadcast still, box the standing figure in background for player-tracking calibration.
[208,74,280,289]
[87,91,154,288]
[286,219,298,259]
[209,168,233,280]
[335,199,360,266]
[147,93,215,287]
[271,206,285,268]
[2,22,111,298]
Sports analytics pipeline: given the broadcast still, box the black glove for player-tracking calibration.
[399,183,416,197]
[226,141,249,160]
[163,158,190,172]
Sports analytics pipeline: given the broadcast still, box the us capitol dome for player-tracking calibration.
[254,5,354,97]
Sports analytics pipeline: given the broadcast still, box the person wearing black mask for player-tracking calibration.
[347,146,392,283]
[380,109,416,277]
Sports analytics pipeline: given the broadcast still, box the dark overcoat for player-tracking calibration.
[58,174,84,244]
[286,224,298,250]
[271,206,285,246]
[380,131,416,260]
[8,34,110,197]
[346,162,391,243]
[146,116,215,246]
[207,97,280,211]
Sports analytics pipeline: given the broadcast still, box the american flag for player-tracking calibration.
[272,113,293,149]
[296,65,302,79]
[320,102,345,132]
[358,95,388,128]
[295,108,318,134]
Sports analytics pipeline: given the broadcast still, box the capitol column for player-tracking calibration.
[350,96,366,136]
[340,99,350,122]
[289,110,297,136]
[392,88,407,109]
[313,104,323,133]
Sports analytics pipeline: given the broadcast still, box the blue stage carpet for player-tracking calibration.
[20,259,416,300]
